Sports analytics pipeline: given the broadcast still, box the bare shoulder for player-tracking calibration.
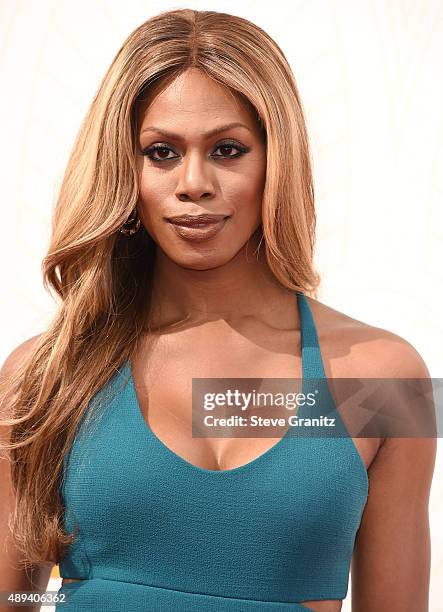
[0,334,43,428]
[307,295,436,465]
[0,334,43,380]
[1,334,43,428]
[304,295,430,379]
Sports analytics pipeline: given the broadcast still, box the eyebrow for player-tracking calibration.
[140,122,252,139]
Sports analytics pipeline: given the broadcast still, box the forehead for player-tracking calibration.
[137,68,257,130]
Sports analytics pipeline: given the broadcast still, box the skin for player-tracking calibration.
[1,68,436,611]
[0,337,55,612]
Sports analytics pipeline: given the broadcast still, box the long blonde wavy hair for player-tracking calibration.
[0,8,320,567]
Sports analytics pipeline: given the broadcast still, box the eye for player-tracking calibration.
[212,142,248,159]
[143,145,178,162]
[142,141,249,163]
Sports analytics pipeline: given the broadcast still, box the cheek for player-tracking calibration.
[137,180,170,237]
[229,176,264,226]
[236,158,266,216]
[223,164,265,213]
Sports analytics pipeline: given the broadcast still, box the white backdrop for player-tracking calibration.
[1,0,442,609]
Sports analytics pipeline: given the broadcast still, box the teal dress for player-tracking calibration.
[56,291,368,611]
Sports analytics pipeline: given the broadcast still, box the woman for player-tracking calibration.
[0,8,435,612]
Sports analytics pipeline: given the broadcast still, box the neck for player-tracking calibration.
[147,232,298,331]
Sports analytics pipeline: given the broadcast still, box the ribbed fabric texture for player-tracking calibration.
[57,291,368,611]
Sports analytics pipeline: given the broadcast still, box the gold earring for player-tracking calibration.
[119,209,141,236]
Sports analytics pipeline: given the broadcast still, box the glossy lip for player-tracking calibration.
[167,216,229,242]
[167,213,230,227]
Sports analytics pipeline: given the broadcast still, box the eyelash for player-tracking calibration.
[142,141,249,163]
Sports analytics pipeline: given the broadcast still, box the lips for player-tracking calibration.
[167,214,229,227]
[166,214,230,242]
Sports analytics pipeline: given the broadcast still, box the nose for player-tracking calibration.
[175,151,215,202]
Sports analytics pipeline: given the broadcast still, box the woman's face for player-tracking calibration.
[136,68,267,270]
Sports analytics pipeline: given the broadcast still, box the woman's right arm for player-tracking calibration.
[0,336,54,612]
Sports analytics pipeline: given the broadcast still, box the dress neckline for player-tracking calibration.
[124,290,324,475]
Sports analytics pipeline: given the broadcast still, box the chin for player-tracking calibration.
[172,251,232,271]
[159,239,238,269]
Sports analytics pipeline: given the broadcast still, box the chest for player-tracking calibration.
[131,328,303,471]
